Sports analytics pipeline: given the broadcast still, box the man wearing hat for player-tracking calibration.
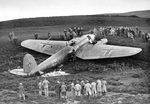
[84,80,91,98]
[18,83,25,100]
[74,80,81,97]
[55,81,61,99]
[43,78,50,97]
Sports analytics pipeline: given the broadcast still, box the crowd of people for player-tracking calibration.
[62,27,84,40]
[18,78,107,100]
[9,26,150,45]
[32,26,84,40]
[46,27,84,41]
[90,26,150,43]
[71,79,107,98]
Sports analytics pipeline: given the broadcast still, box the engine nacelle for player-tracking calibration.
[100,38,108,44]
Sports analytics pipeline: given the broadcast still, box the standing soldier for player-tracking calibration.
[80,27,83,36]
[13,35,18,45]
[74,81,81,97]
[70,82,75,97]
[84,80,91,98]
[55,81,61,99]
[38,80,43,96]
[61,82,67,98]
[135,26,139,36]
[11,32,15,40]
[130,33,135,43]
[97,79,102,97]
[80,80,85,96]
[43,78,50,97]
[9,32,12,41]
[18,83,25,100]
[91,80,97,97]
[93,27,98,36]
[101,79,107,96]
[63,29,68,40]
[34,33,38,39]
[72,31,77,38]
[47,32,51,40]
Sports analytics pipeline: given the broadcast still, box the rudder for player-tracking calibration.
[23,54,37,74]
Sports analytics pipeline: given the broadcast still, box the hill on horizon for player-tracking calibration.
[105,10,150,18]
[0,10,150,29]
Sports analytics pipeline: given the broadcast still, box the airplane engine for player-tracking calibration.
[101,38,108,44]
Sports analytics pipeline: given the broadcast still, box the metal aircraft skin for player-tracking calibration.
[21,34,142,76]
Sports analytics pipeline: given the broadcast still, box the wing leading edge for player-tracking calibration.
[76,41,142,59]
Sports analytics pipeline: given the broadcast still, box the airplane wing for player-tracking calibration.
[21,39,67,55]
[75,41,142,59]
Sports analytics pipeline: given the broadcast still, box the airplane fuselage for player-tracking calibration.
[29,34,95,75]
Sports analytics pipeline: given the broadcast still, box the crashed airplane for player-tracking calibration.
[11,34,142,76]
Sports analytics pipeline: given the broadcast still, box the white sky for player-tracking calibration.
[0,0,150,22]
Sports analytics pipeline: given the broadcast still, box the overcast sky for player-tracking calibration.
[0,0,150,22]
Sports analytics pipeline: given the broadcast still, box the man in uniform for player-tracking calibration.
[18,83,25,100]
[97,79,102,97]
[47,32,52,40]
[34,33,38,39]
[61,82,67,98]
[84,80,91,98]
[91,80,97,97]
[80,80,85,96]
[101,79,107,96]
[74,81,81,97]
[43,78,50,97]
[55,81,61,99]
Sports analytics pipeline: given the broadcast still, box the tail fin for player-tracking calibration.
[23,54,37,74]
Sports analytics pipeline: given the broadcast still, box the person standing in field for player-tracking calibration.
[74,81,81,97]
[13,35,18,45]
[101,79,107,96]
[55,81,61,99]
[80,80,85,96]
[18,83,25,100]
[38,80,43,96]
[43,78,50,97]
[34,33,38,39]
[93,27,98,36]
[70,82,75,97]
[61,82,67,98]
[84,80,91,98]
[47,32,52,40]
[97,79,102,97]
[8,32,12,41]
[91,80,97,97]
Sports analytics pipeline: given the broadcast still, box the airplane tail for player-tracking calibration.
[23,54,37,74]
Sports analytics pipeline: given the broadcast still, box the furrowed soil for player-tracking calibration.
[0,25,150,104]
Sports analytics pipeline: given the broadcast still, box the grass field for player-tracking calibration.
[0,15,150,103]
